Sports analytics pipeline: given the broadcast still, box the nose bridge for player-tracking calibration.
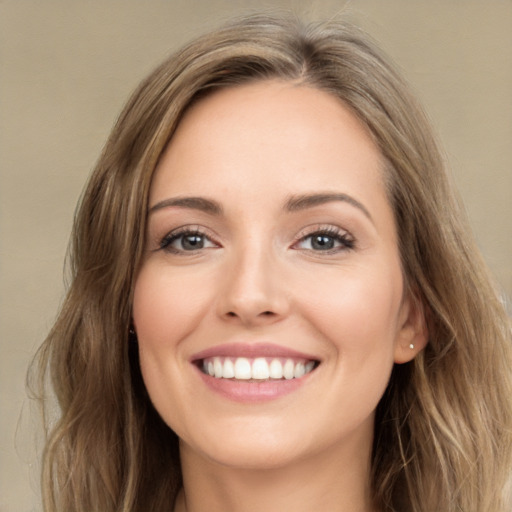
[218,234,287,324]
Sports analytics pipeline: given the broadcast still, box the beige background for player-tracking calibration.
[1,1,511,510]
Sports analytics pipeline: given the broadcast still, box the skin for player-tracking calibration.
[132,81,427,512]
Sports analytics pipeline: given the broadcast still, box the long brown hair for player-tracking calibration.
[31,14,512,511]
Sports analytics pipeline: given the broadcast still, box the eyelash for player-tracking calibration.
[158,227,218,254]
[158,225,355,255]
[292,226,355,254]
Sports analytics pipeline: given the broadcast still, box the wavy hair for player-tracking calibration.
[30,13,512,512]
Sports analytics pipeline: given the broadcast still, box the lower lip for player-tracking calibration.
[194,366,312,403]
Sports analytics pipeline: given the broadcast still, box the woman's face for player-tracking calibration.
[133,81,424,470]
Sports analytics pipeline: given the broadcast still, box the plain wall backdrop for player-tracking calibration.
[1,1,511,510]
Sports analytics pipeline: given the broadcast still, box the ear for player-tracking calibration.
[394,291,428,364]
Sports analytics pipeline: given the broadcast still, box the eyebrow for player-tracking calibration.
[149,196,224,216]
[285,193,373,221]
[149,192,372,221]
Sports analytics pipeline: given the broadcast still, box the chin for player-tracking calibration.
[179,421,310,471]
[197,442,302,471]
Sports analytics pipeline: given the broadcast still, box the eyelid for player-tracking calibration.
[293,224,352,241]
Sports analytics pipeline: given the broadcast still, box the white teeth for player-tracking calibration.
[269,359,283,379]
[213,357,223,378]
[305,361,315,373]
[223,358,235,378]
[283,359,295,380]
[252,358,270,379]
[234,357,252,379]
[294,361,305,378]
[202,356,316,380]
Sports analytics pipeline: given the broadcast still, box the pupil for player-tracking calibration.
[312,235,334,250]
[183,235,203,250]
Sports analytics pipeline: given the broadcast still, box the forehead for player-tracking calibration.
[151,81,387,214]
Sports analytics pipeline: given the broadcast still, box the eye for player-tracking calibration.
[159,228,218,254]
[293,227,354,253]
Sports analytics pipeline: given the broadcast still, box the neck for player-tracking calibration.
[174,435,376,512]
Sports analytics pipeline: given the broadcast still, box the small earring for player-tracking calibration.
[409,343,415,349]
[129,326,137,343]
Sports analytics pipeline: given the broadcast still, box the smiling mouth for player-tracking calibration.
[198,356,319,381]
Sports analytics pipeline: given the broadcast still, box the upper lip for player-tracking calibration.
[190,342,320,362]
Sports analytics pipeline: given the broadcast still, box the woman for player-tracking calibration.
[32,14,512,512]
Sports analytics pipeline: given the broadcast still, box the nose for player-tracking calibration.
[217,245,289,327]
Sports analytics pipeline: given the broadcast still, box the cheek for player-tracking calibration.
[131,265,210,409]
[131,264,213,432]
[294,261,403,395]
[302,265,402,344]
[315,269,401,407]
[132,264,212,346]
